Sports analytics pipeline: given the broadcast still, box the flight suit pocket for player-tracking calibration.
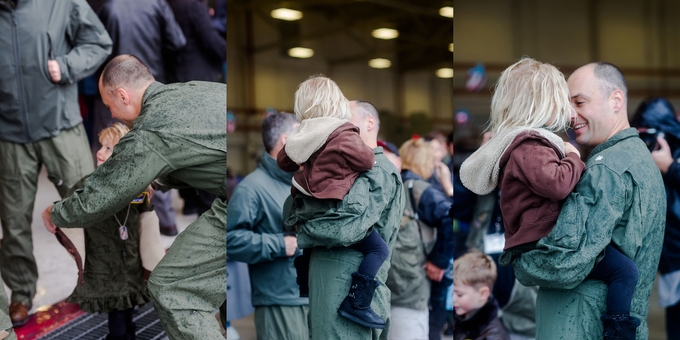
[544,193,585,251]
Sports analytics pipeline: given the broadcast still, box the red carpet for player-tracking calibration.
[14,301,84,340]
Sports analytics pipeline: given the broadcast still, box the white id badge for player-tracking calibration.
[484,233,505,254]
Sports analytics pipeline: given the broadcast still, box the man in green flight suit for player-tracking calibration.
[505,62,666,339]
[285,100,405,339]
[41,54,226,340]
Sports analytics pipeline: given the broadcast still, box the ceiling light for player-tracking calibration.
[271,8,303,21]
[436,68,454,78]
[439,6,453,18]
[371,28,399,40]
[368,58,391,69]
[288,47,314,58]
[449,43,453,52]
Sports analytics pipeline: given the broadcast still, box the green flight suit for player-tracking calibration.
[505,128,666,339]
[285,148,405,340]
[51,81,227,340]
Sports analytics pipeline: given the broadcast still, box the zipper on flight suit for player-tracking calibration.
[11,10,33,143]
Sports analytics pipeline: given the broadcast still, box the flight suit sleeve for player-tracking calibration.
[226,185,288,264]
[51,131,171,228]
[511,165,631,289]
[54,0,112,84]
[294,174,385,248]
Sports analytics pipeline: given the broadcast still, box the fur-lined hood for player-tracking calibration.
[284,117,348,164]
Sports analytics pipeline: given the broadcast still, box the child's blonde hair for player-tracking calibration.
[454,251,497,290]
[294,74,352,122]
[98,123,130,144]
[488,57,572,133]
[399,138,435,180]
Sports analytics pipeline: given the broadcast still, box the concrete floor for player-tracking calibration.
[6,167,198,339]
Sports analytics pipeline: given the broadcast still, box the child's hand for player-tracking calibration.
[564,141,581,158]
[41,204,58,234]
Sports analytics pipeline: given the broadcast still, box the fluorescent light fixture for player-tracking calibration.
[368,58,391,69]
[271,8,303,21]
[288,47,314,58]
[439,6,453,18]
[371,28,399,40]
[449,43,453,52]
[436,68,454,78]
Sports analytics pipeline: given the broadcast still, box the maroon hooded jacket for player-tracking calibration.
[277,122,375,200]
[498,131,586,249]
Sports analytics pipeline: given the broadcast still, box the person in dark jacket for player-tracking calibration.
[453,251,510,340]
[630,97,680,339]
[164,0,225,83]
[0,0,112,328]
[386,137,452,339]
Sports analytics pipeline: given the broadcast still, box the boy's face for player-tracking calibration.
[96,136,116,166]
[453,282,489,318]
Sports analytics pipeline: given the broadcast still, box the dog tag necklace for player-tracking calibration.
[113,204,131,240]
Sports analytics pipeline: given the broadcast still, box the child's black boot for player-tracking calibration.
[337,272,386,329]
[601,313,640,340]
[105,334,132,340]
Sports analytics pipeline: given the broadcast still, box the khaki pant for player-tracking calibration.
[254,305,309,340]
[148,198,227,340]
[0,124,93,305]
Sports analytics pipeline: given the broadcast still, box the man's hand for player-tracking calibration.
[652,136,673,174]
[42,204,57,234]
[47,60,61,82]
[284,235,298,257]
[424,261,445,282]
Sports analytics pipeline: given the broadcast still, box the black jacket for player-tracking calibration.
[454,297,510,340]
[165,0,225,83]
[96,0,186,83]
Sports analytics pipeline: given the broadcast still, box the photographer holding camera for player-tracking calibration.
[631,97,680,339]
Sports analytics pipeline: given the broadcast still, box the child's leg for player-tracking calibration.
[124,308,135,337]
[293,249,311,297]
[107,309,129,339]
[337,229,389,329]
[350,229,389,279]
[587,244,639,315]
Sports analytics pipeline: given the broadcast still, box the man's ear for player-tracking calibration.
[280,133,289,147]
[610,89,625,113]
[479,286,490,301]
[366,115,376,132]
[116,88,130,105]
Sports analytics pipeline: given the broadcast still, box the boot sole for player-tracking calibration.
[337,310,386,329]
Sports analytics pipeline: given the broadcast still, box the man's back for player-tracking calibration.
[513,128,666,339]
[299,149,405,339]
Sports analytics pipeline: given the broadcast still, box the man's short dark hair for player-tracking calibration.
[353,100,381,129]
[262,112,297,153]
[101,54,154,94]
[593,62,628,100]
